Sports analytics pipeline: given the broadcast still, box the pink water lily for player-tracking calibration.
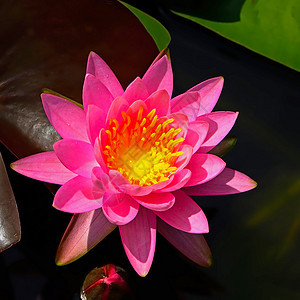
[11,51,256,276]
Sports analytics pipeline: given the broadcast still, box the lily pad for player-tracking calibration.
[167,0,300,71]
[121,1,171,51]
[0,153,21,252]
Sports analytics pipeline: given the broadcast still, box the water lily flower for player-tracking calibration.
[11,51,256,276]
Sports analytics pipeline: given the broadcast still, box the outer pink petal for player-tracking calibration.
[122,77,149,104]
[102,192,139,225]
[53,176,103,213]
[158,219,212,267]
[183,167,257,196]
[82,74,114,113]
[86,105,106,145]
[196,111,239,153]
[119,207,156,277]
[86,52,124,98]
[154,190,208,234]
[144,89,170,117]
[157,169,191,193]
[56,208,116,265]
[54,139,98,178]
[142,55,173,97]
[184,153,226,187]
[41,93,89,142]
[170,91,200,122]
[133,192,175,211]
[184,121,209,154]
[106,96,130,127]
[188,76,224,115]
[11,151,76,185]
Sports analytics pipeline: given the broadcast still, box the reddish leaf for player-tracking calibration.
[0,153,21,252]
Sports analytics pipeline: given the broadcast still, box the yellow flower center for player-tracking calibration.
[103,105,184,186]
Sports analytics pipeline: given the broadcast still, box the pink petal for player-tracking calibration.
[168,113,189,138]
[106,96,130,127]
[158,219,212,267]
[183,167,257,196]
[174,144,193,172]
[122,77,149,104]
[184,153,226,187]
[119,207,156,277]
[56,208,116,265]
[170,91,200,122]
[54,139,98,178]
[196,111,238,153]
[86,52,124,98]
[117,184,154,196]
[184,121,209,154]
[149,179,173,192]
[102,192,139,225]
[154,190,208,234]
[157,169,191,193]
[41,93,89,142]
[108,170,153,196]
[188,76,224,115]
[11,151,76,185]
[86,105,106,145]
[108,170,173,195]
[92,166,117,193]
[142,55,173,97]
[53,176,103,213]
[82,74,114,113]
[94,132,108,172]
[133,192,175,211]
[126,100,148,118]
[144,89,170,117]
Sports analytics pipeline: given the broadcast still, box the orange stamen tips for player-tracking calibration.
[103,106,185,186]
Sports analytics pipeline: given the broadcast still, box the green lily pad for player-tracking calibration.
[168,0,300,71]
[121,1,171,51]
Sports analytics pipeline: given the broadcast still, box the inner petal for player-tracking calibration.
[102,105,185,186]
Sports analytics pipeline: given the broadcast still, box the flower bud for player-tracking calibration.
[81,264,133,300]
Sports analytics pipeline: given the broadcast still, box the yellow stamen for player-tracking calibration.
[102,105,185,186]
[137,105,144,122]
[150,115,158,128]
[162,118,174,130]
[140,117,147,127]
[147,108,156,120]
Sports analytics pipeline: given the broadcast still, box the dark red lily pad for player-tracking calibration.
[0,0,158,158]
[0,153,21,252]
